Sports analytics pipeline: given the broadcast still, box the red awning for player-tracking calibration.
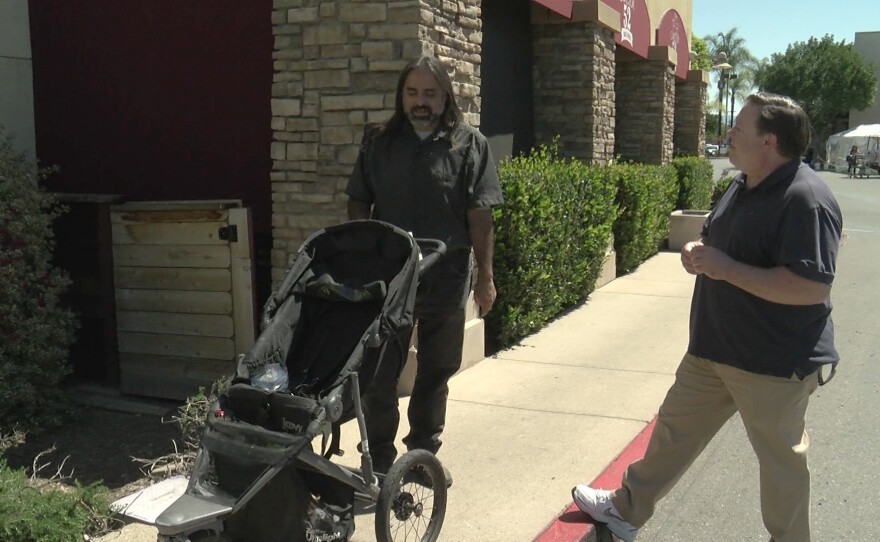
[532,0,573,19]
[656,9,690,80]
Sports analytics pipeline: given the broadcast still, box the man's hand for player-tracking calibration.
[473,274,496,317]
[467,208,497,316]
[687,243,734,280]
[681,241,703,275]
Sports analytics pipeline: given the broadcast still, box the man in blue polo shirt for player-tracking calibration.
[572,92,842,542]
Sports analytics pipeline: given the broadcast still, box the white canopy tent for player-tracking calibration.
[826,124,880,171]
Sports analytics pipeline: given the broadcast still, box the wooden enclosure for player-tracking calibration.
[111,201,255,399]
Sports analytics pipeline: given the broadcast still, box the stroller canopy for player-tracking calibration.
[239,220,421,397]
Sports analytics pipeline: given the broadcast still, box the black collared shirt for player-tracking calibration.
[688,160,843,377]
[346,121,503,313]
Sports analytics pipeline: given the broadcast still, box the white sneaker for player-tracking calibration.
[571,485,638,542]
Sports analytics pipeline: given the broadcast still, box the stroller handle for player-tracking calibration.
[415,238,446,278]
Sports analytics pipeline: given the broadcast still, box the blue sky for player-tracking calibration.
[692,0,879,62]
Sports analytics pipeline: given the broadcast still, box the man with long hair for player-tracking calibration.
[346,55,503,481]
[572,92,842,541]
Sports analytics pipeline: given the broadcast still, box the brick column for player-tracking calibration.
[530,2,618,164]
[673,69,708,157]
[270,1,486,375]
[614,46,676,164]
[270,0,481,282]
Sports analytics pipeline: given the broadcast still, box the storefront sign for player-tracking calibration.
[608,0,649,58]
[656,9,690,79]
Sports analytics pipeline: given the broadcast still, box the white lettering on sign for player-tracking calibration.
[669,16,680,52]
[621,0,634,46]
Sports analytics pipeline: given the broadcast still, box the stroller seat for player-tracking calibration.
[220,272,387,425]
[219,234,406,443]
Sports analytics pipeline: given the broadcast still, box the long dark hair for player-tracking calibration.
[370,56,463,140]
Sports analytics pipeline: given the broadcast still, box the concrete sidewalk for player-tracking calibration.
[99,251,694,542]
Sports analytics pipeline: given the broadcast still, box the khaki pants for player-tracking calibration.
[612,353,818,542]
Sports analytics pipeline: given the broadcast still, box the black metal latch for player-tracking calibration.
[218,225,238,242]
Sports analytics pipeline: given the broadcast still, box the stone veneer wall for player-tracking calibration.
[614,58,676,164]
[673,71,707,157]
[531,19,616,164]
[269,0,482,281]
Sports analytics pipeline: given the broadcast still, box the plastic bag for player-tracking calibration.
[250,362,289,392]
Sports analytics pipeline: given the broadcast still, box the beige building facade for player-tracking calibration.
[0,0,36,157]
[849,31,880,128]
[4,0,706,398]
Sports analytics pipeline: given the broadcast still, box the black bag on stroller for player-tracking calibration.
[156,220,450,542]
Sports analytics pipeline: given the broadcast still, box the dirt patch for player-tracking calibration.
[3,404,183,501]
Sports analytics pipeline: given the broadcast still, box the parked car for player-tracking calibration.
[704,143,719,157]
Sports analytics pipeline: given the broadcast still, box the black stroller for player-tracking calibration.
[155,220,449,542]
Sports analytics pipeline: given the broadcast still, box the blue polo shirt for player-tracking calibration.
[688,160,842,378]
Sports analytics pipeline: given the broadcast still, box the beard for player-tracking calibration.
[407,106,441,129]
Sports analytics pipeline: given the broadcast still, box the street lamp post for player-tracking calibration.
[711,52,733,144]
[727,73,738,128]
[717,76,726,142]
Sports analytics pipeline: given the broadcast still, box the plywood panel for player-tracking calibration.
[112,221,227,245]
[228,207,255,353]
[114,267,231,291]
[117,311,234,338]
[115,289,232,315]
[117,331,234,360]
[112,245,230,269]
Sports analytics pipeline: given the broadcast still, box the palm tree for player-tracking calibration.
[704,28,759,136]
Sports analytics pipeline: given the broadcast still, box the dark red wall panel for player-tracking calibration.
[28,2,273,235]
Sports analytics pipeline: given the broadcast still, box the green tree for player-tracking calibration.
[756,34,877,156]
[703,28,759,138]
[704,27,760,74]
[689,35,712,71]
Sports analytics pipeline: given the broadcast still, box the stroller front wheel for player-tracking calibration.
[375,449,447,542]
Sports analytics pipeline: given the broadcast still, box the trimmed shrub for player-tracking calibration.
[612,163,679,274]
[0,128,76,430]
[487,145,618,349]
[671,156,714,210]
[711,175,734,209]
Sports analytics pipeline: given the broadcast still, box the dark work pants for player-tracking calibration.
[362,308,465,472]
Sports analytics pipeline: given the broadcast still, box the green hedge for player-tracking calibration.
[486,149,704,349]
[671,156,714,210]
[0,129,76,430]
[487,145,618,349]
[711,175,733,209]
[611,163,679,275]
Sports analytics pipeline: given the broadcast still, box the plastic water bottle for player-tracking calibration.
[250,363,289,392]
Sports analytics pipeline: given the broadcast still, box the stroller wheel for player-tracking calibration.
[375,449,447,542]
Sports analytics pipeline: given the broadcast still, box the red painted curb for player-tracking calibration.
[532,418,657,542]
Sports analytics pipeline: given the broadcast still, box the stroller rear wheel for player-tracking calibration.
[375,449,447,542]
